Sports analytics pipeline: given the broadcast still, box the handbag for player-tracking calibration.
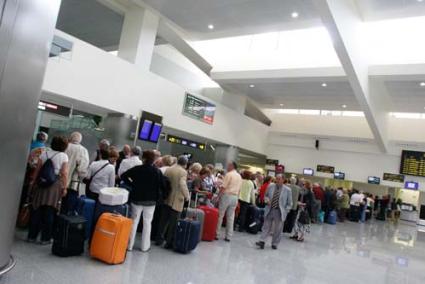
[17,203,31,228]
[83,163,109,192]
[298,209,310,225]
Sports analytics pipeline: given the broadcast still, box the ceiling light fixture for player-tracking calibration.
[420,82,425,87]
[322,83,327,87]
[418,0,424,3]
[249,84,255,88]
[208,24,214,30]
[291,12,299,18]
[342,104,347,109]
[280,104,284,107]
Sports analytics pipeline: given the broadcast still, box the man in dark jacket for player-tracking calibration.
[121,150,164,252]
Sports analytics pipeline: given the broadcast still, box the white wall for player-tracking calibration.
[42,30,269,154]
[265,111,425,143]
[267,136,425,191]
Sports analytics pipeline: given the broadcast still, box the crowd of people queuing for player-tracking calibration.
[20,131,404,252]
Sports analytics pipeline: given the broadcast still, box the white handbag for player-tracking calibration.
[99,187,129,206]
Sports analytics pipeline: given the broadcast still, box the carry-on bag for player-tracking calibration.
[198,205,219,241]
[99,187,129,206]
[52,214,86,257]
[90,213,133,264]
[174,194,201,254]
[245,205,262,234]
[326,210,337,225]
[349,205,360,222]
[76,196,95,239]
[94,203,130,225]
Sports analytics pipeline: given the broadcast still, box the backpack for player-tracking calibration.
[37,152,59,188]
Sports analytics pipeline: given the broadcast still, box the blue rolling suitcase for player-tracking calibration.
[326,210,337,225]
[76,196,95,239]
[174,219,201,254]
[93,203,130,227]
[174,193,201,254]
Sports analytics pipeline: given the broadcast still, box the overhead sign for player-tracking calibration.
[38,100,71,117]
[183,93,216,125]
[383,173,405,183]
[317,165,335,174]
[334,172,345,180]
[167,134,206,151]
[404,181,419,190]
[400,150,425,177]
[266,159,279,165]
[368,176,381,185]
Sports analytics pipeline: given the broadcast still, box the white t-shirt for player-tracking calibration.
[40,150,69,175]
[118,156,142,177]
[350,193,364,206]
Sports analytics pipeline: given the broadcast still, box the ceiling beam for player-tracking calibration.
[211,67,346,83]
[313,0,391,153]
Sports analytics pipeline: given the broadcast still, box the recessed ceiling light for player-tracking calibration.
[418,0,424,3]
[291,12,299,18]
[342,104,347,109]
[249,84,255,88]
[322,83,327,87]
[420,82,425,87]
[280,104,284,107]
[208,24,214,30]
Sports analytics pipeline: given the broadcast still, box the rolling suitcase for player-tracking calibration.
[94,203,129,225]
[90,213,133,264]
[246,205,262,234]
[76,196,95,239]
[198,205,219,241]
[326,210,337,225]
[186,208,204,242]
[350,205,360,222]
[52,215,86,257]
[174,194,201,254]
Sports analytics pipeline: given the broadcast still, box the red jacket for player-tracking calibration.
[313,186,325,203]
[259,182,270,203]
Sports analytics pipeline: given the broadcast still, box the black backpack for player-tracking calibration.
[37,152,59,188]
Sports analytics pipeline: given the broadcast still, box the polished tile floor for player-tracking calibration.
[1,221,424,284]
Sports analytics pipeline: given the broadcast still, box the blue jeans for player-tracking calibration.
[28,206,57,242]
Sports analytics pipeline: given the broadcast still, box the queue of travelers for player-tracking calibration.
[20,131,404,254]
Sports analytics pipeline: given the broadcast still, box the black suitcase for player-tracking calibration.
[52,215,86,257]
[245,206,263,234]
[349,205,360,222]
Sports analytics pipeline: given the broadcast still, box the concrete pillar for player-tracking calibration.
[214,146,239,171]
[0,0,60,275]
[118,6,159,71]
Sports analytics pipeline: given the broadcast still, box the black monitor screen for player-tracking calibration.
[334,172,345,180]
[149,123,162,143]
[368,176,381,185]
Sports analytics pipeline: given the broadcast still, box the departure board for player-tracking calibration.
[183,93,216,125]
[400,150,425,177]
[317,165,335,174]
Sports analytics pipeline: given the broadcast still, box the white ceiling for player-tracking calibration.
[220,80,360,110]
[142,0,321,39]
[356,0,425,21]
[385,80,425,112]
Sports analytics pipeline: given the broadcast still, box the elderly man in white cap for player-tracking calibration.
[62,132,89,213]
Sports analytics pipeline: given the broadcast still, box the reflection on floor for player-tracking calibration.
[1,221,424,284]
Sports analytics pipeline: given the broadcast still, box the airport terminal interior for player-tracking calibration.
[1,0,425,283]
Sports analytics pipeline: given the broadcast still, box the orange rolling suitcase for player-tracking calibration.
[90,213,133,264]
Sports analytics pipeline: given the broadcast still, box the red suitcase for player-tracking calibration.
[198,206,219,241]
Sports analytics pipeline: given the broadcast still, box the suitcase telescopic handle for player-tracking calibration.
[183,192,198,220]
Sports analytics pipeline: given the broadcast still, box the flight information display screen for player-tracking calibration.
[183,93,216,125]
[400,150,425,177]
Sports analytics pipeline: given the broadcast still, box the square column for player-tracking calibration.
[118,6,159,71]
